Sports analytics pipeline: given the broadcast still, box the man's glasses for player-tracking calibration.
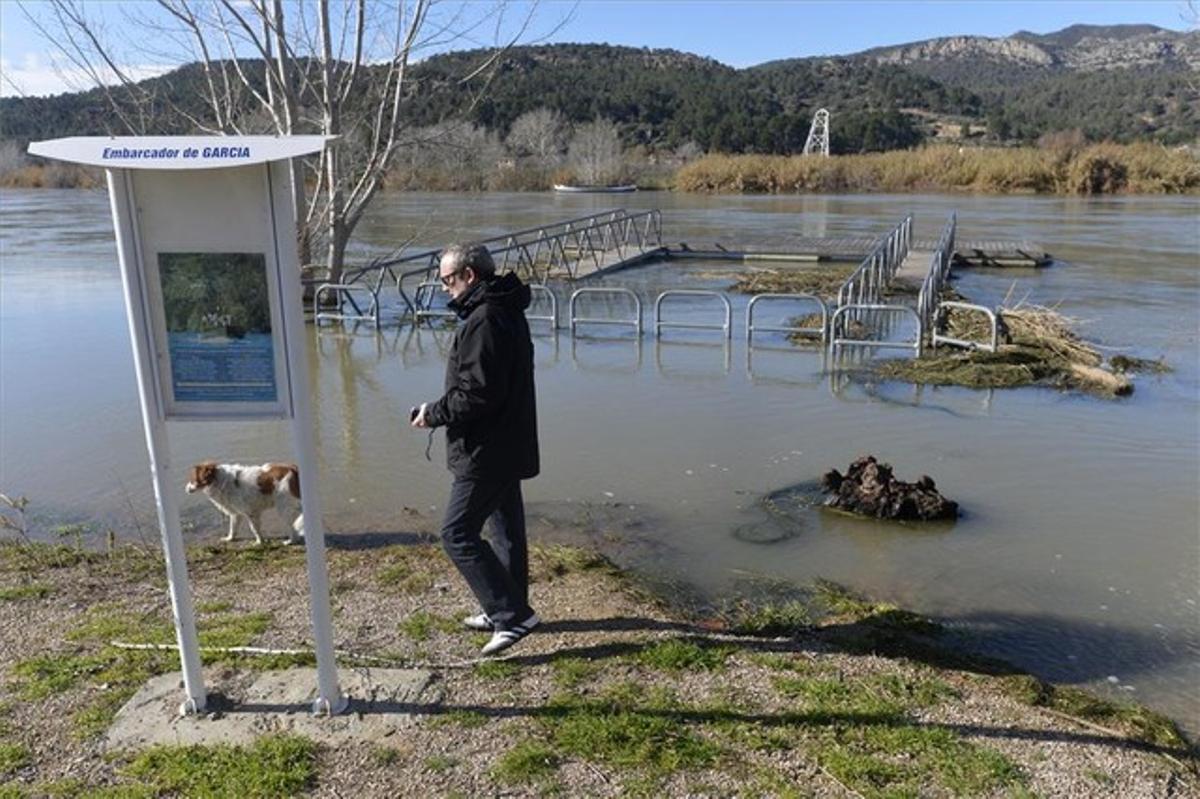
[439,269,463,287]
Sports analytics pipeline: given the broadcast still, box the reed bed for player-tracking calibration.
[675,143,1200,195]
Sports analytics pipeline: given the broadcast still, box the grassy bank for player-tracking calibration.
[6,142,1196,196]
[0,534,1195,797]
[674,143,1200,195]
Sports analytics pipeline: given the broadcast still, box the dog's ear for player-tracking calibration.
[191,462,217,488]
[287,465,301,500]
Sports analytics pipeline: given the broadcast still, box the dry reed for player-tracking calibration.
[675,143,1200,195]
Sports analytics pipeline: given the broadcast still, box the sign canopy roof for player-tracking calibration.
[28,136,334,170]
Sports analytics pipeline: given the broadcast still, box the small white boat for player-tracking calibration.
[552,184,637,194]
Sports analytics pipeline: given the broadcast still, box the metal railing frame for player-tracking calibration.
[836,215,912,309]
[394,210,663,316]
[569,287,642,336]
[917,213,958,341]
[932,301,999,352]
[745,293,827,344]
[653,290,732,339]
[830,304,923,356]
[412,281,457,325]
[314,282,380,326]
[526,284,559,328]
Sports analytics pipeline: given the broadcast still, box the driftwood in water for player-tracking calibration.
[821,456,958,522]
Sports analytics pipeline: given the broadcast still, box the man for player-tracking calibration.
[411,243,540,656]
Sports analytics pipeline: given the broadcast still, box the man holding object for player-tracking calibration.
[411,244,540,655]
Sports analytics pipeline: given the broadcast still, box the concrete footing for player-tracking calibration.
[104,668,439,750]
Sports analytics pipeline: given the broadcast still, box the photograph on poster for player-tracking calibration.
[158,252,278,403]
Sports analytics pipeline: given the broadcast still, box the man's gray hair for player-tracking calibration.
[441,243,496,278]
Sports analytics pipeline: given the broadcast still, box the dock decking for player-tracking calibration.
[670,236,1050,267]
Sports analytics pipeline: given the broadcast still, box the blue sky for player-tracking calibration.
[1,0,1192,96]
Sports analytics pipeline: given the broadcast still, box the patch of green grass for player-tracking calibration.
[997,674,1191,751]
[551,657,600,689]
[532,544,613,580]
[544,686,720,775]
[869,673,958,709]
[196,600,233,614]
[370,745,401,766]
[67,607,174,646]
[429,709,488,728]
[73,692,130,741]
[772,674,905,718]
[120,733,318,797]
[631,639,731,672]
[196,611,272,649]
[398,611,458,642]
[10,653,106,699]
[0,742,30,777]
[377,555,434,595]
[474,660,521,680]
[423,754,457,772]
[492,740,560,785]
[728,601,811,637]
[1085,767,1114,786]
[0,583,50,601]
[0,541,101,573]
[748,653,821,674]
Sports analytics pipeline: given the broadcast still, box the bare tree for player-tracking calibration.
[566,118,623,186]
[506,107,566,166]
[21,0,537,282]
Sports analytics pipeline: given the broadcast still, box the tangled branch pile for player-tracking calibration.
[877,292,1135,397]
[729,266,853,299]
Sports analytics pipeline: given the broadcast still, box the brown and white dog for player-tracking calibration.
[185,461,304,545]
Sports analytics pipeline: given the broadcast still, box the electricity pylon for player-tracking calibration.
[803,108,830,157]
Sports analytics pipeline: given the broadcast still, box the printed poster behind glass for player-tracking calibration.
[156,252,290,418]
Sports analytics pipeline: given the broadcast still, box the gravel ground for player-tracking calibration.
[0,536,1196,798]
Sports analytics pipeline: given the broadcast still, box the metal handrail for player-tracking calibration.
[413,281,457,325]
[395,209,663,316]
[830,304,922,356]
[346,209,627,284]
[570,287,642,336]
[314,282,380,326]
[314,259,396,326]
[917,213,958,340]
[836,215,912,308]
[527,285,559,328]
[653,290,731,339]
[746,293,827,344]
[932,301,998,352]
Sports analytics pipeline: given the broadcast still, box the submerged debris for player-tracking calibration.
[821,456,959,522]
[1109,354,1172,375]
[876,294,1135,397]
[729,265,853,299]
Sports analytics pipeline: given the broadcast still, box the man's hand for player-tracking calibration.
[410,402,430,428]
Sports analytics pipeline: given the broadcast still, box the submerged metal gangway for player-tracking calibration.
[315,209,663,325]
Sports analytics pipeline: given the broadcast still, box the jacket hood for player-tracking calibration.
[449,272,531,318]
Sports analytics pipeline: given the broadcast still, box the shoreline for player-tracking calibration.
[4,142,1197,196]
[0,535,1195,796]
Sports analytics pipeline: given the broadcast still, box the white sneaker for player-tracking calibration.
[462,612,493,631]
[480,613,540,656]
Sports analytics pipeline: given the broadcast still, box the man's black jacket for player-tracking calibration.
[424,273,540,481]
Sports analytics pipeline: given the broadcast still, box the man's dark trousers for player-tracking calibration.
[440,477,531,630]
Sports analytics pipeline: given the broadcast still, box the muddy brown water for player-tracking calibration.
[2,188,1197,736]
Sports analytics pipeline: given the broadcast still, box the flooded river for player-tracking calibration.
[2,188,1197,735]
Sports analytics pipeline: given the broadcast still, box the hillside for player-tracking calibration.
[1,25,1195,154]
